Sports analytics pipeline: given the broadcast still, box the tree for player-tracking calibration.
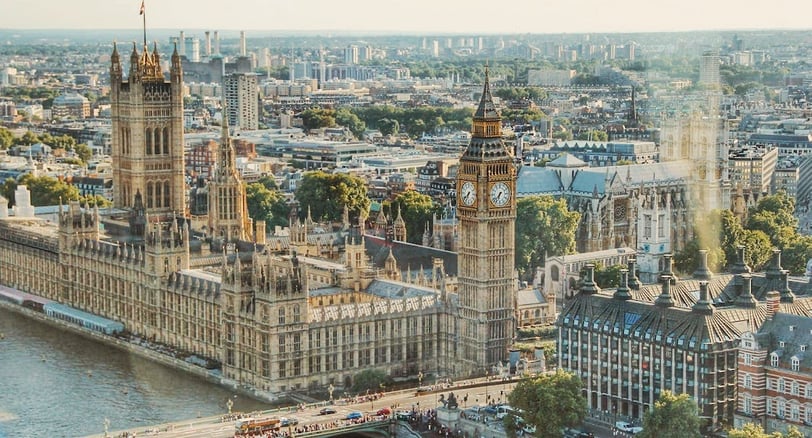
[593,263,624,288]
[335,108,366,139]
[728,423,802,438]
[575,130,608,141]
[740,229,773,271]
[5,174,81,207]
[387,190,442,244]
[782,235,812,275]
[15,130,40,146]
[377,118,399,136]
[515,195,580,280]
[507,369,586,438]
[81,194,112,208]
[299,108,336,132]
[746,192,797,249]
[294,171,370,223]
[351,369,392,394]
[0,127,14,149]
[638,390,701,438]
[246,182,290,231]
[74,143,93,163]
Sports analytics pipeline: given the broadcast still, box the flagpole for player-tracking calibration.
[141,1,147,49]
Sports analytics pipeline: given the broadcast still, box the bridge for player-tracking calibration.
[86,377,518,438]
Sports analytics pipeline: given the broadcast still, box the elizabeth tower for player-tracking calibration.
[456,67,517,374]
[110,42,186,216]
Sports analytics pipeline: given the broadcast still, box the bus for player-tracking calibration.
[235,417,281,436]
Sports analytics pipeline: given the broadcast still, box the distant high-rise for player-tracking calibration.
[344,45,359,65]
[699,50,721,89]
[224,73,258,131]
[240,31,247,57]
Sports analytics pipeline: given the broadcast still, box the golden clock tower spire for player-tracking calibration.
[456,65,517,375]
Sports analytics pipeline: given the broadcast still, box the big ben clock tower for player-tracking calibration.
[456,66,517,374]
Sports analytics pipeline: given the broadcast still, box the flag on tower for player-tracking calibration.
[139,0,145,15]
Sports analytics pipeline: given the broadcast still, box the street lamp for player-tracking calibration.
[103,418,110,438]
[328,383,335,403]
[418,371,424,388]
[226,398,234,415]
[484,368,489,404]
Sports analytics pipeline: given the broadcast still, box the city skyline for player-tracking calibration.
[2,0,811,35]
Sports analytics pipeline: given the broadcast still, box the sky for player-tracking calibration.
[2,0,811,35]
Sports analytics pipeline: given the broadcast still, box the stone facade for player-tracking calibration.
[0,59,518,400]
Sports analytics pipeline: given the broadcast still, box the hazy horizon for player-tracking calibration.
[2,0,811,35]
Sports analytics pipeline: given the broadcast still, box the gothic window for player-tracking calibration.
[658,214,665,238]
[279,334,286,354]
[278,308,285,325]
[155,183,162,208]
[146,182,154,208]
[643,215,652,239]
[792,357,800,372]
[551,265,559,282]
[771,353,779,367]
[163,127,170,154]
[145,127,152,155]
[614,203,626,221]
[163,181,170,208]
[153,128,161,155]
[293,305,300,323]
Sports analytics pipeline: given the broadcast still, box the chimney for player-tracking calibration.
[765,290,780,320]
[655,274,675,308]
[240,31,247,56]
[614,268,632,301]
[731,245,751,274]
[579,264,600,296]
[734,273,757,308]
[765,249,782,281]
[659,254,678,284]
[204,31,211,57]
[779,270,795,303]
[179,31,185,56]
[214,31,220,55]
[627,257,641,290]
[691,281,714,315]
[692,249,713,281]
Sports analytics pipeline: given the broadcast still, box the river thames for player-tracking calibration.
[0,307,274,438]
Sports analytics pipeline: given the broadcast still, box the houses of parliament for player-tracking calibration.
[0,43,518,398]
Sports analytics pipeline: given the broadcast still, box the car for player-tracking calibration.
[345,411,363,420]
[376,407,391,416]
[280,417,299,426]
[319,407,337,415]
[615,422,643,435]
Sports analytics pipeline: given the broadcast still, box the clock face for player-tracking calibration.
[460,181,476,206]
[490,182,511,207]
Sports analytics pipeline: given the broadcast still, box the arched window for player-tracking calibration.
[145,127,152,155]
[146,182,154,208]
[163,127,170,154]
[551,265,560,282]
[153,128,161,155]
[154,183,162,208]
[771,353,779,367]
[164,181,170,208]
